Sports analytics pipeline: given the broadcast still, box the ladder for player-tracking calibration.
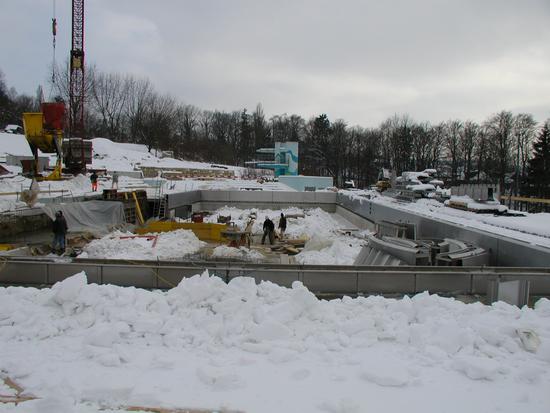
[152,180,167,218]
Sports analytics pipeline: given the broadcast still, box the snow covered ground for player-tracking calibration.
[342,190,550,249]
[0,272,549,413]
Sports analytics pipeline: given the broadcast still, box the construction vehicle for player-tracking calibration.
[20,0,91,181]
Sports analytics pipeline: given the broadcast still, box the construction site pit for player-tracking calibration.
[1,205,367,266]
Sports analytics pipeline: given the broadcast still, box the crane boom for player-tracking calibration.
[69,0,85,139]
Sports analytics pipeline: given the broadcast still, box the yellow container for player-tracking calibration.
[22,113,59,153]
[136,221,228,242]
[22,113,43,137]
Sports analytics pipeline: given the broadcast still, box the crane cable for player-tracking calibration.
[51,0,57,86]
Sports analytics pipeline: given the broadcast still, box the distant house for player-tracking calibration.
[3,124,24,134]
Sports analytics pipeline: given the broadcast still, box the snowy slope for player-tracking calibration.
[0,272,548,413]
[91,137,245,174]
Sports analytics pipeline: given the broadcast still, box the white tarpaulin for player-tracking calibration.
[42,200,126,234]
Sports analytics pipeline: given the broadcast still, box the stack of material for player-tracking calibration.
[270,237,307,255]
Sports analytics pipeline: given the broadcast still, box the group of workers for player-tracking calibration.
[261,213,287,245]
[89,171,119,192]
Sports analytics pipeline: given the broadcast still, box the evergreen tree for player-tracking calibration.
[527,122,550,198]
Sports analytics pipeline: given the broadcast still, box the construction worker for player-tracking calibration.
[111,171,119,189]
[52,210,68,254]
[262,216,275,245]
[278,213,287,240]
[90,171,98,192]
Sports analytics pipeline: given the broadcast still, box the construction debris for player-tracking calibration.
[0,377,37,405]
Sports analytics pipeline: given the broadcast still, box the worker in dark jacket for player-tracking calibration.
[278,213,287,240]
[90,171,98,192]
[52,210,68,254]
[262,216,275,245]
[111,171,119,189]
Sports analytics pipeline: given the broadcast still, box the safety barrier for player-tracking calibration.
[1,258,549,296]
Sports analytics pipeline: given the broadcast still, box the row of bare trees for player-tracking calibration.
[1,65,545,195]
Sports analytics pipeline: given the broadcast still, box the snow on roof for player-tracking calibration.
[406,183,436,192]
[4,124,22,130]
[0,131,34,156]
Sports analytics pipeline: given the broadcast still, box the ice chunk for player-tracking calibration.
[51,272,87,305]
[452,355,501,380]
[516,329,541,352]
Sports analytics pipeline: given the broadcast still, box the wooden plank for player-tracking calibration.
[284,246,300,255]
[500,195,550,205]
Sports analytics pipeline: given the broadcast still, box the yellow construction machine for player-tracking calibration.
[22,103,65,181]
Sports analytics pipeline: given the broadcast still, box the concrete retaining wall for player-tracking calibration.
[2,259,550,295]
[336,194,550,267]
[167,190,338,214]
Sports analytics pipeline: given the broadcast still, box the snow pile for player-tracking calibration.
[211,245,264,261]
[78,229,205,260]
[296,235,365,265]
[0,273,549,412]
[206,206,366,264]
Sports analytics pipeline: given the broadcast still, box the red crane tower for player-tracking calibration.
[69,0,85,139]
[65,0,91,174]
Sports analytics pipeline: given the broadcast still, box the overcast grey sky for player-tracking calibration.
[1,0,549,126]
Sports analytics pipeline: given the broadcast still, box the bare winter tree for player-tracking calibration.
[411,122,433,171]
[474,127,489,182]
[460,121,479,183]
[140,92,177,152]
[380,114,414,174]
[429,122,445,173]
[512,113,537,195]
[125,77,153,144]
[484,110,514,194]
[443,120,463,185]
[90,71,130,140]
[174,104,200,158]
